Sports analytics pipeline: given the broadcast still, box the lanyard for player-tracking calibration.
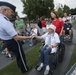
[47,32,55,46]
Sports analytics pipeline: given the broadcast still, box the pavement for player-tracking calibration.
[28,26,76,75]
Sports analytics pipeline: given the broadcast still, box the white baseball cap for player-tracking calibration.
[46,24,56,31]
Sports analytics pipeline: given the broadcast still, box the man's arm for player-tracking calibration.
[34,36,42,39]
[13,35,33,41]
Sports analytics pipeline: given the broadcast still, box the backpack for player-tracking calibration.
[37,20,42,29]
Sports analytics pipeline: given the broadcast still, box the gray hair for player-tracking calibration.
[0,6,10,13]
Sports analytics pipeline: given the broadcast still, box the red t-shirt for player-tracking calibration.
[52,18,64,34]
[41,20,46,28]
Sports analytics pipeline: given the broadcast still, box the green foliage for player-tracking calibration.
[56,4,71,17]
[21,0,54,20]
[72,20,76,26]
[57,7,63,17]
[69,45,76,68]
[63,5,70,14]
[70,8,76,15]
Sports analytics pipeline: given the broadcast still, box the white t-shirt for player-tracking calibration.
[41,32,60,53]
[63,16,72,23]
[31,28,37,36]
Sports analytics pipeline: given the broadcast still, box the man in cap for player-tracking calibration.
[34,24,60,75]
[0,1,32,73]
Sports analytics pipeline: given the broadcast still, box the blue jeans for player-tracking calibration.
[60,35,64,44]
[40,45,51,66]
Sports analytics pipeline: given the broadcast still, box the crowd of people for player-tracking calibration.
[0,1,73,75]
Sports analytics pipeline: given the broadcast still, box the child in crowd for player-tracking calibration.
[29,25,38,46]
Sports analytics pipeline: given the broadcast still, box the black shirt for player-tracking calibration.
[64,23,72,31]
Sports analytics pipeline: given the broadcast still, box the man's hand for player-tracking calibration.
[29,36,34,39]
[33,36,36,38]
[32,36,42,39]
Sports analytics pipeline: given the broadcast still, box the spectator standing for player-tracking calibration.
[29,25,38,46]
[41,16,46,34]
[63,12,72,23]
[50,11,64,44]
[50,11,64,35]
[15,15,25,34]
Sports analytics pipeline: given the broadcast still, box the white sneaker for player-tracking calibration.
[64,36,66,39]
[63,36,66,41]
[37,65,43,71]
[69,36,71,39]
[2,50,6,54]
[44,65,50,75]
[44,69,50,75]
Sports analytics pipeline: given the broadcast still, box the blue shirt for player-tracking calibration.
[0,14,17,40]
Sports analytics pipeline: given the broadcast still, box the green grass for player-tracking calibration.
[0,43,42,75]
[68,45,76,68]
[72,20,76,26]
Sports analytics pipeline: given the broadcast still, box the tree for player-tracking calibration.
[21,0,54,20]
[70,8,76,15]
[57,7,63,17]
[63,5,70,14]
